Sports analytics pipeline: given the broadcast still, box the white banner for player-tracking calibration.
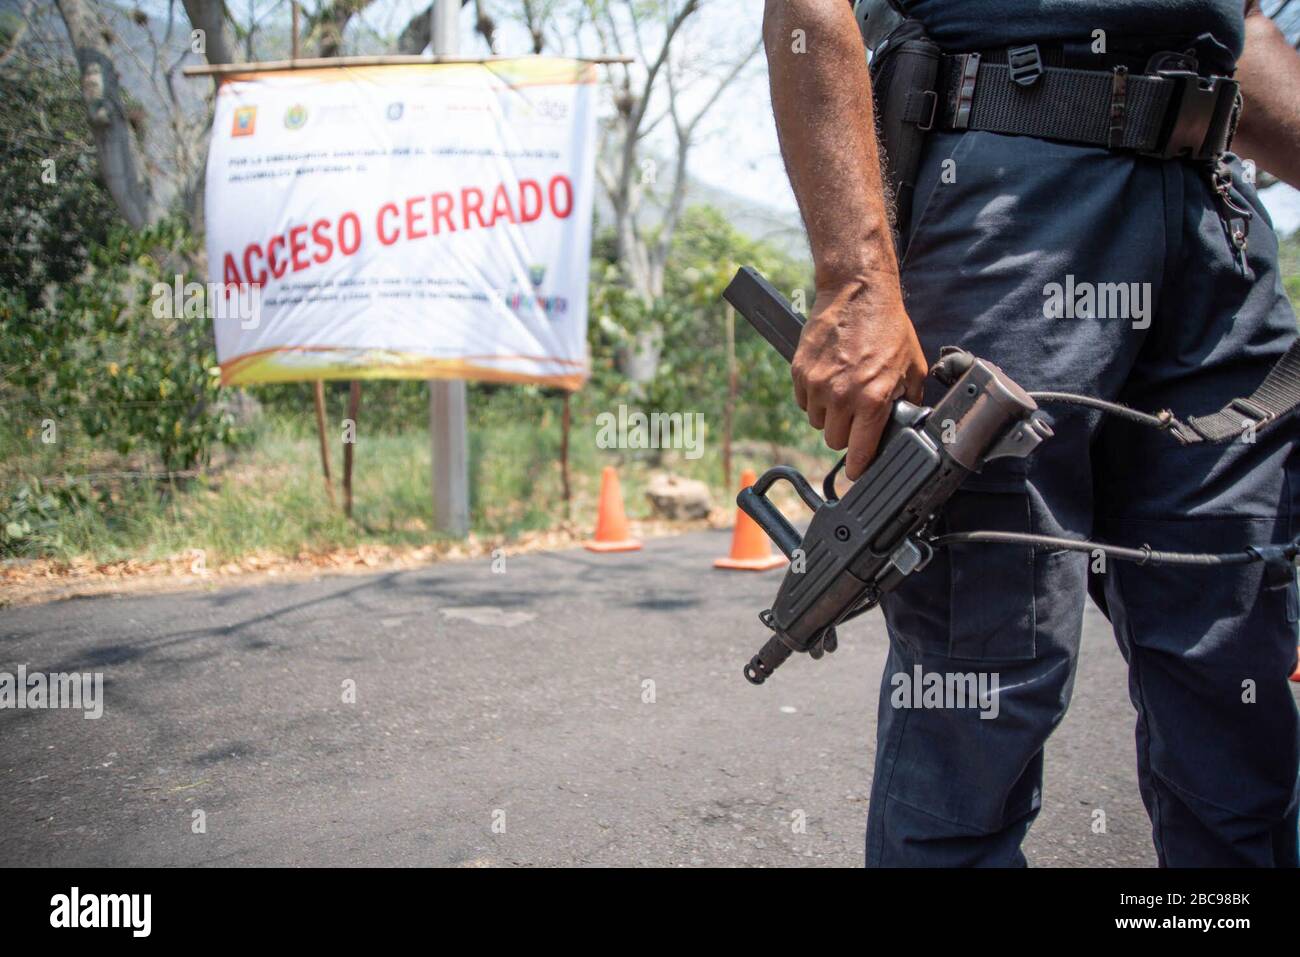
[204,58,597,389]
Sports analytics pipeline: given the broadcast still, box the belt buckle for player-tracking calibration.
[1145,70,1235,161]
[1227,397,1276,430]
[1006,44,1042,86]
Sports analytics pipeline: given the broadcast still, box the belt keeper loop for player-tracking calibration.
[953,52,981,130]
[1108,64,1128,149]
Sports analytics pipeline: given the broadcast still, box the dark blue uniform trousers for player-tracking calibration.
[869,130,1300,866]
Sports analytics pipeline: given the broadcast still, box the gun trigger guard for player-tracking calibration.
[823,455,847,502]
[752,465,825,513]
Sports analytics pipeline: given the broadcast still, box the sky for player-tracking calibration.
[664,1,1300,235]
[138,0,1300,234]
[420,0,1300,234]
[1258,182,1300,234]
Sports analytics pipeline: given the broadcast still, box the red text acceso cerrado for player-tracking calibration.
[220,174,574,285]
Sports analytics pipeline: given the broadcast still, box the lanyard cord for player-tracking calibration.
[1027,391,1176,431]
[993,394,1296,566]
[928,530,1299,567]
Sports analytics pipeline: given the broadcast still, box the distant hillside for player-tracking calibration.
[592,171,807,261]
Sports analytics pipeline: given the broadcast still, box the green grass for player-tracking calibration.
[0,402,836,566]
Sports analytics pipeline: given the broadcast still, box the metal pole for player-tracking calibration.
[429,0,470,536]
[431,0,460,54]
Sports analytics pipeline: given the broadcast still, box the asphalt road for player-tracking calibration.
[1,529,1163,867]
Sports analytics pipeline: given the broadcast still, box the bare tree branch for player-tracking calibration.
[311,0,376,57]
[396,0,490,55]
[521,0,545,53]
[180,0,236,72]
[471,0,497,52]
[397,3,433,53]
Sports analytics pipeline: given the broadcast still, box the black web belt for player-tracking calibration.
[936,45,1240,161]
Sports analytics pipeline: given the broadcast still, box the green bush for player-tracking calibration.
[1,479,69,556]
[0,33,119,307]
[585,206,814,449]
[0,219,238,474]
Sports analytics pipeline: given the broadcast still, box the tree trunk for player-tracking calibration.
[55,0,155,228]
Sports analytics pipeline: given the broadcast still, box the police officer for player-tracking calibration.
[763,0,1300,866]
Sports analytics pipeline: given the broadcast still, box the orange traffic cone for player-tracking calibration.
[714,469,787,571]
[585,466,643,553]
[1290,646,1299,683]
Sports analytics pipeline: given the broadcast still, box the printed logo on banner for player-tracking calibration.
[284,104,308,130]
[231,106,257,137]
[504,95,569,124]
[534,97,569,122]
[504,274,567,318]
[386,102,404,121]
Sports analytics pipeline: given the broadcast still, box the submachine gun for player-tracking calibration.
[721,267,1297,686]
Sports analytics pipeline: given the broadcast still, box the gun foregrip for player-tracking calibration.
[738,487,802,559]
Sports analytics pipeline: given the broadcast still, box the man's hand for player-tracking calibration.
[764,0,925,479]
[793,279,928,480]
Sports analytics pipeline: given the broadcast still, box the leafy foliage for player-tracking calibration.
[585,206,812,446]
[0,478,98,558]
[1278,228,1300,311]
[0,28,120,307]
[0,218,238,473]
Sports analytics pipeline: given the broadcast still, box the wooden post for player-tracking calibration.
[723,303,736,493]
[291,2,300,61]
[560,392,572,520]
[312,380,336,507]
[343,380,361,518]
[181,54,634,78]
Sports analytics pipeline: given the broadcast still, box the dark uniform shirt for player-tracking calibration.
[896,0,1246,62]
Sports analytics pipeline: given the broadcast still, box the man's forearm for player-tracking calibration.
[763,0,927,480]
[1233,3,1300,188]
[763,0,899,297]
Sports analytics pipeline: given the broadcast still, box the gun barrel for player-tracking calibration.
[744,633,794,685]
